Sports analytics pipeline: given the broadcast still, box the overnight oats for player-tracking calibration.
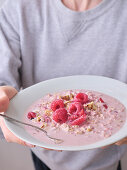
[24,90,127,146]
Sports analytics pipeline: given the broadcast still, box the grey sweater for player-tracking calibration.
[0,0,127,169]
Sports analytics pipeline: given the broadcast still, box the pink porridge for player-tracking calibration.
[24,90,126,146]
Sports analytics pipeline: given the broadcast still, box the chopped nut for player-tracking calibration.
[87,102,97,110]
[70,93,74,100]
[61,124,70,132]
[69,127,74,132]
[86,126,93,132]
[66,104,70,110]
[110,107,114,111]
[64,101,71,107]
[45,109,52,116]
[61,95,70,100]
[40,122,47,128]
[41,125,44,128]
[37,116,41,122]
[36,113,40,117]
[87,128,92,132]
[87,102,94,109]
[75,127,85,134]
[92,104,98,111]
[73,125,79,128]
[80,127,85,131]
[76,130,84,134]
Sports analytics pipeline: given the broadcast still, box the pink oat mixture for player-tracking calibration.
[24,90,126,146]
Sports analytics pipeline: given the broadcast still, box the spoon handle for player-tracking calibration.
[0,113,63,144]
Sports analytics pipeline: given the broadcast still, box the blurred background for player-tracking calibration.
[0,140,34,170]
[0,0,127,170]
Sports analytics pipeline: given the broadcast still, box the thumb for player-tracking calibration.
[0,86,18,99]
[0,86,18,112]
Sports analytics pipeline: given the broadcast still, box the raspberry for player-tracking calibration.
[71,115,87,126]
[99,98,104,103]
[69,102,83,115]
[77,109,85,116]
[68,109,86,121]
[103,104,108,109]
[51,99,64,111]
[74,93,88,104]
[53,108,68,124]
[68,115,78,121]
[27,112,36,120]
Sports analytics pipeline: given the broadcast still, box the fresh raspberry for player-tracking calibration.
[103,104,108,109]
[68,102,83,115]
[71,115,87,126]
[74,93,88,104]
[99,98,104,103]
[51,99,64,111]
[68,115,79,121]
[53,108,68,124]
[68,109,86,121]
[77,109,85,116]
[27,112,36,120]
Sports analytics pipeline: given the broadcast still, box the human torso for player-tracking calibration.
[17,0,127,169]
[20,0,127,89]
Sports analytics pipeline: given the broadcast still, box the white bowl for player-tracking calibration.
[5,75,127,151]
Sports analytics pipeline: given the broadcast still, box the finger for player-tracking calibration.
[0,94,9,112]
[0,86,18,99]
[115,137,127,145]
[0,86,17,112]
[0,118,35,147]
[101,143,114,149]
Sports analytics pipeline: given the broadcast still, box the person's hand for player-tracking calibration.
[0,86,35,147]
[115,137,127,145]
[101,137,127,149]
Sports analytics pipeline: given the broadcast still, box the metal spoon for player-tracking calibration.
[0,113,63,144]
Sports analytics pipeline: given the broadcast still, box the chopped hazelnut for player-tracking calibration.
[76,130,84,134]
[61,95,70,101]
[64,101,71,107]
[86,126,93,132]
[45,109,52,116]
[41,122,47,129]
[70,93,74,100]
[87,102,97,110]
[37,116,41,122]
